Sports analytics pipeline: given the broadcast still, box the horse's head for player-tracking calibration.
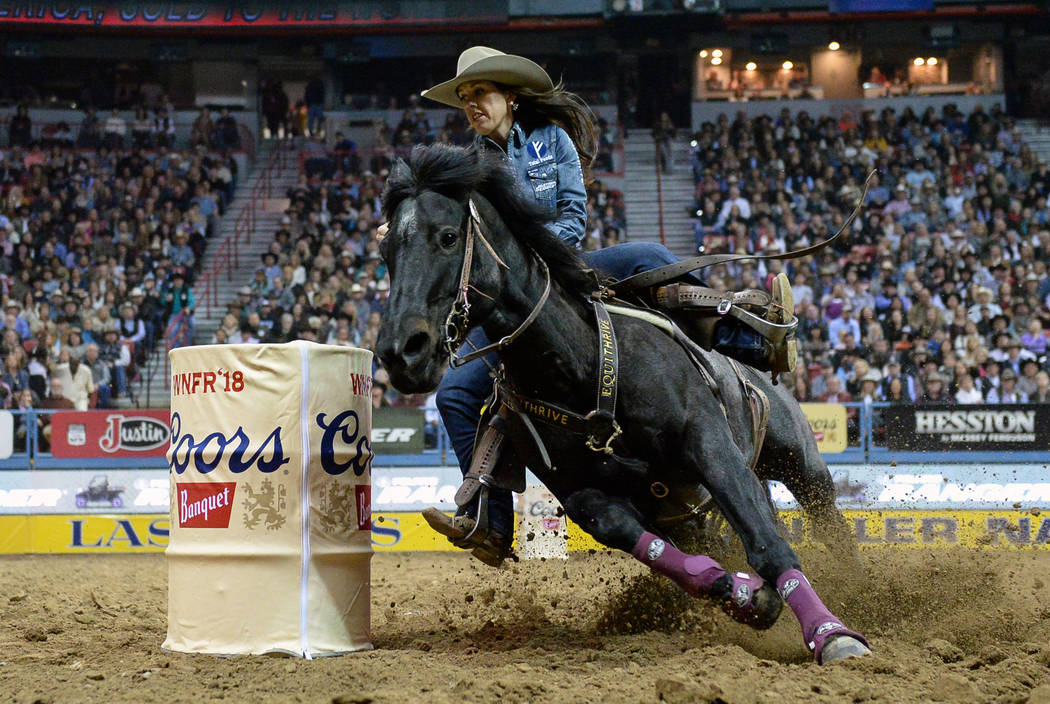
[376,147,510,393]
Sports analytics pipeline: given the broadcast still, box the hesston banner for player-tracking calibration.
[50,410,171,459]
[0,2,509,28]
[883,404,1050,451]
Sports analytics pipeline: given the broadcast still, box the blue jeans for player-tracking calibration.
[435,242,683,538]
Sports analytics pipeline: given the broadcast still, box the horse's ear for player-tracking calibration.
[390,158,411,183]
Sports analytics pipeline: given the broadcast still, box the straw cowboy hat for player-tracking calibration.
[421,46,554,108]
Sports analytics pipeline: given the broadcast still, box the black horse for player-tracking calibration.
[376,144,870,665]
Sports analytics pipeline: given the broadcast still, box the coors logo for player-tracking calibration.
[100,414,170,453]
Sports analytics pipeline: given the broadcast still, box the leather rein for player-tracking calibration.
[444,198,552,368]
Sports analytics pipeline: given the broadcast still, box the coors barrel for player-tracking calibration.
[164,341,373,657]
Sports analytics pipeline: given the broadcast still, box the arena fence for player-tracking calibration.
[0,402,1046,472]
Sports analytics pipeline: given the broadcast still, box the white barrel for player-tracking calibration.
[163,341,373,657]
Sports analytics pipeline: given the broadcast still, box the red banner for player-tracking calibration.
[0,2,509,28]
[50,410,171,459]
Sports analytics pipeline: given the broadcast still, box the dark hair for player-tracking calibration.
[499,80,598,185]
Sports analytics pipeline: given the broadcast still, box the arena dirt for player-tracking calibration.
[2,548,1050,703]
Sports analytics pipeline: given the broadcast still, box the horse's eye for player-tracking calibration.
[439,229,458,249]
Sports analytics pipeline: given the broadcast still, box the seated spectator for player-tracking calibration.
[987,368,1027,404]
[954,373,984,404]
[918,372,952,404]
[98,329,131,400]
[14,388,44,452]
[52,347,94,411]
[1031,371,1050,403]
[83,343,112,408]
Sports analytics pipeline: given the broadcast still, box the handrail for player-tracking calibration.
[160,143,285,389]
[653,138,667,246]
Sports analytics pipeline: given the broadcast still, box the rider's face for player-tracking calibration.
[456,80,515,141]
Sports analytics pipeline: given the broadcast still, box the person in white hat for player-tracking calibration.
[418,47,798,567]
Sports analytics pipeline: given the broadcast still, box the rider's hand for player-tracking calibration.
[376,222,389,241]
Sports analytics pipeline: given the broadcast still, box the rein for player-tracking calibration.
[445,198,552,368]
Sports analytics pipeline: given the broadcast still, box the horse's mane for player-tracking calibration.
[382,144,596,296]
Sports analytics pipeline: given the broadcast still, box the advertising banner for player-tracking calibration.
[49,410,171,459]
[0,469,168,514]
[0,2,509,28]
[883,404,1050,451]
[372,407,425,455]
[800,403,848,453]
[2,509,1047,554]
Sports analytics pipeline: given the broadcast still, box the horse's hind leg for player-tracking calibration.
[757,440,857,566]
[561,488,782,630]
[690,434,870,664]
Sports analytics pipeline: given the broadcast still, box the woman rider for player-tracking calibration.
[417,47,796,565]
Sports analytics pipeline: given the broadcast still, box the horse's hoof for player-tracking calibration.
[747,582,783,630]
[819,635,871,664]
[714,574,783,630]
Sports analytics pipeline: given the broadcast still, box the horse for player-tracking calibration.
[376,144,870,665]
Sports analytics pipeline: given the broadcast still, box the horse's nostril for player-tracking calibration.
[403,331,430,362]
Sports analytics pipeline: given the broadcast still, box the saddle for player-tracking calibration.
[424,172,876,563]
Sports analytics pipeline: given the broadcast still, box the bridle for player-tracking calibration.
[443,198,552,368]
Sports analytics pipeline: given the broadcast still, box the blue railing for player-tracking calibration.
[0,404,1038,471]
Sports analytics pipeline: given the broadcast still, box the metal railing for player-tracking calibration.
[1,403,1042,472]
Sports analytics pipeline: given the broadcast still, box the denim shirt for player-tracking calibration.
[477,122,587,247]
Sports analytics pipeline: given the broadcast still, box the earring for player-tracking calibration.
[511,101,519,111]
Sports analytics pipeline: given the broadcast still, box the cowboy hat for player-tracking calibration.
[422,46,554,108]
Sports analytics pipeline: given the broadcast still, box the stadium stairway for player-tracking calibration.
[1017,120,1050,164]
[623,130,699,259]
[134,138,300,407]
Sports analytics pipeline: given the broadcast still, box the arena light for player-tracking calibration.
[927,57,938,65]
[712,49,723,58]
[711,57,723,65]
[746,62,757,71]
[782,60,793,70]
[828,41,841,51]
[700,49,709,58]
[914,57,925,66]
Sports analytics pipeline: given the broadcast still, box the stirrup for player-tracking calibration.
[421,499,513,568]
[767,273,798,378]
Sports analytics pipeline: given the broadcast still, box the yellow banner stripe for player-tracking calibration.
[1,509,1046,554]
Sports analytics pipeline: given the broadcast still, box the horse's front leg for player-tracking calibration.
[561,487,781,630]
[690,428,870,664]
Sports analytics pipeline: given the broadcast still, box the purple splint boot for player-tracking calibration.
[632,532,782,629]
[776,569,870,664]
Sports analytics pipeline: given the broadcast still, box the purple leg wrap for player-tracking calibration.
[776,569,869,664]
[631,531,724,597]
[631,532,774,627]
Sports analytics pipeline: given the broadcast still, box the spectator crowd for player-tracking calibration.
[687,102,1050,410]
[208,108,626,419]
[0,129,239,448]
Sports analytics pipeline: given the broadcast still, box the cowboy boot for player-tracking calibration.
[667,273,798,375]
[421,507,513,568]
